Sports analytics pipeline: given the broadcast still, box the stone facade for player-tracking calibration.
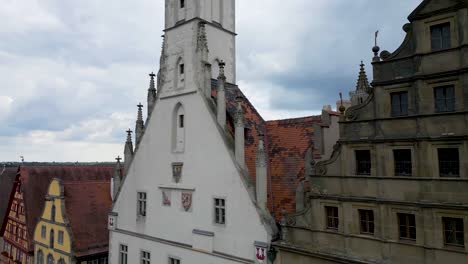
[274,0,468,263]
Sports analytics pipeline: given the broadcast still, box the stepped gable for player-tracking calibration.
[14,165,113,250]
[62,180,112,257]
[0,167,18,235]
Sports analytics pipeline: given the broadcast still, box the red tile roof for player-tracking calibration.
[212,80,331,220]
[63,180,112,256]
[0,167,18,237]
[7,165,113,252]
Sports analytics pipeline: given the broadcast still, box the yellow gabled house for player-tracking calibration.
[32,166,113,264]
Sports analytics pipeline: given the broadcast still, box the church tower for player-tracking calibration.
[160,0,236,99]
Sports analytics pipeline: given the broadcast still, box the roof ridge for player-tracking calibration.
[266,115,322,123]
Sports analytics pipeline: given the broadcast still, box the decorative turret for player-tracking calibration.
[256,132,267,210]
[147,72,157,117]
[124,129,134,174]
[217,61,226,130]
[113,156,122,200]
[135,103,144,145]
[235,95,246,169]
[349,61,371,106]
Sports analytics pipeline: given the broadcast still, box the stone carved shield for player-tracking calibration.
[181,192,192,211]
[172,162,183,183]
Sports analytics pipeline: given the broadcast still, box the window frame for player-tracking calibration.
[169,256,181,264]
[430,22,451,51]
[180,0,185,9]
[119,244,128,264]
[214,198,226,225]
[58,230,64,245]
[443,217,465,248]
[390,91,409,117]
[355,150,371,176]
[41,225,46,238]
[325,206,339,231]
[397,213,416,241]
[359,209,375,235]
[434,85,455,113]
[137,192,147,217]
[393,149,412,176]
[437,148,460,177]
[141,250,151,264]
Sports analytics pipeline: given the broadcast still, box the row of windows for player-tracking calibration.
[355,147,460,177]
[137,192,226,225]
[36,250,66,264]
[325,206,465,247]
[390,85,455,117]
[119,245,180,264]
[6,221,27,241]
[2,241,30,263]
[40,225,64,247]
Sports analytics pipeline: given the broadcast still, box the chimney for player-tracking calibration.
[124,129,134,175]
[235,96,246,169]
[147,72,157,117]
[217,61,226,129]
[256,132,267,210]
[113,156,122,201]
[135,103,144,145]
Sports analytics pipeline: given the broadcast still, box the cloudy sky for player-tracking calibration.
[0,0,422,162]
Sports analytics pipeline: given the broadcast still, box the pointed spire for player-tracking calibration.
[197,21,209,53]
[217,61,226,129]
[147,72,157,116]
[356,61,370,92]
[135,103,144,145]
[256,132,267,210]
[124,129,134,174]
[235,95,246,169]
[113,156,122,200]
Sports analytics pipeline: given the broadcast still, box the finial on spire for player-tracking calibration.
[126,129,133,142]
[339,92,346,114]
[137,103,143,110]
[116,156,122,163]
[372,30,381,62]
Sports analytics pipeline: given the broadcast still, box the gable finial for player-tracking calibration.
[372,30,381,62]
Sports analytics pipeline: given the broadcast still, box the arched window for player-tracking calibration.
[58,258,65,264]
[51,204,56,222]
[172,103,185,152]
[50,229,54,248]
[37,250,44,264]
[47,254,55,264]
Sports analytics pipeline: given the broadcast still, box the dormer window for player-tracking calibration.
[431,23,451,51]
[180,0,185,8]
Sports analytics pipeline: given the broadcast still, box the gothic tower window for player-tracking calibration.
[180,0,185,8]
[47,254,54,264]
[50,229,54,248]
[176,57,185,89]
[173,103,185,152]
[37,250,44,264]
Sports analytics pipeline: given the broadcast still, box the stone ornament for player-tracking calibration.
[181,192,192,211]
[162,190,171,206]
[172,162,183,183]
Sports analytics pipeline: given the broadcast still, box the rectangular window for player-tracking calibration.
[41,226,46,238]
[391,92,408,116]
[141,250,151,264]
[214,198,226,225]
[398,213,416,240]
[359,209,374,235]
[431,23,451,51]
[443,217,464,247]
[119,244,128,264]
[325,206,339,230]
[179,115,184,128]
[394,149,412,176]
[179,64,184,75]
[88,260,98,264]
[438,148,460,177]
[434,86,455,113]
[180,0,185,8]
[355,150,371,175]
[58,231,64,245]
[137,192,147,216]
[169,257,181,264]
